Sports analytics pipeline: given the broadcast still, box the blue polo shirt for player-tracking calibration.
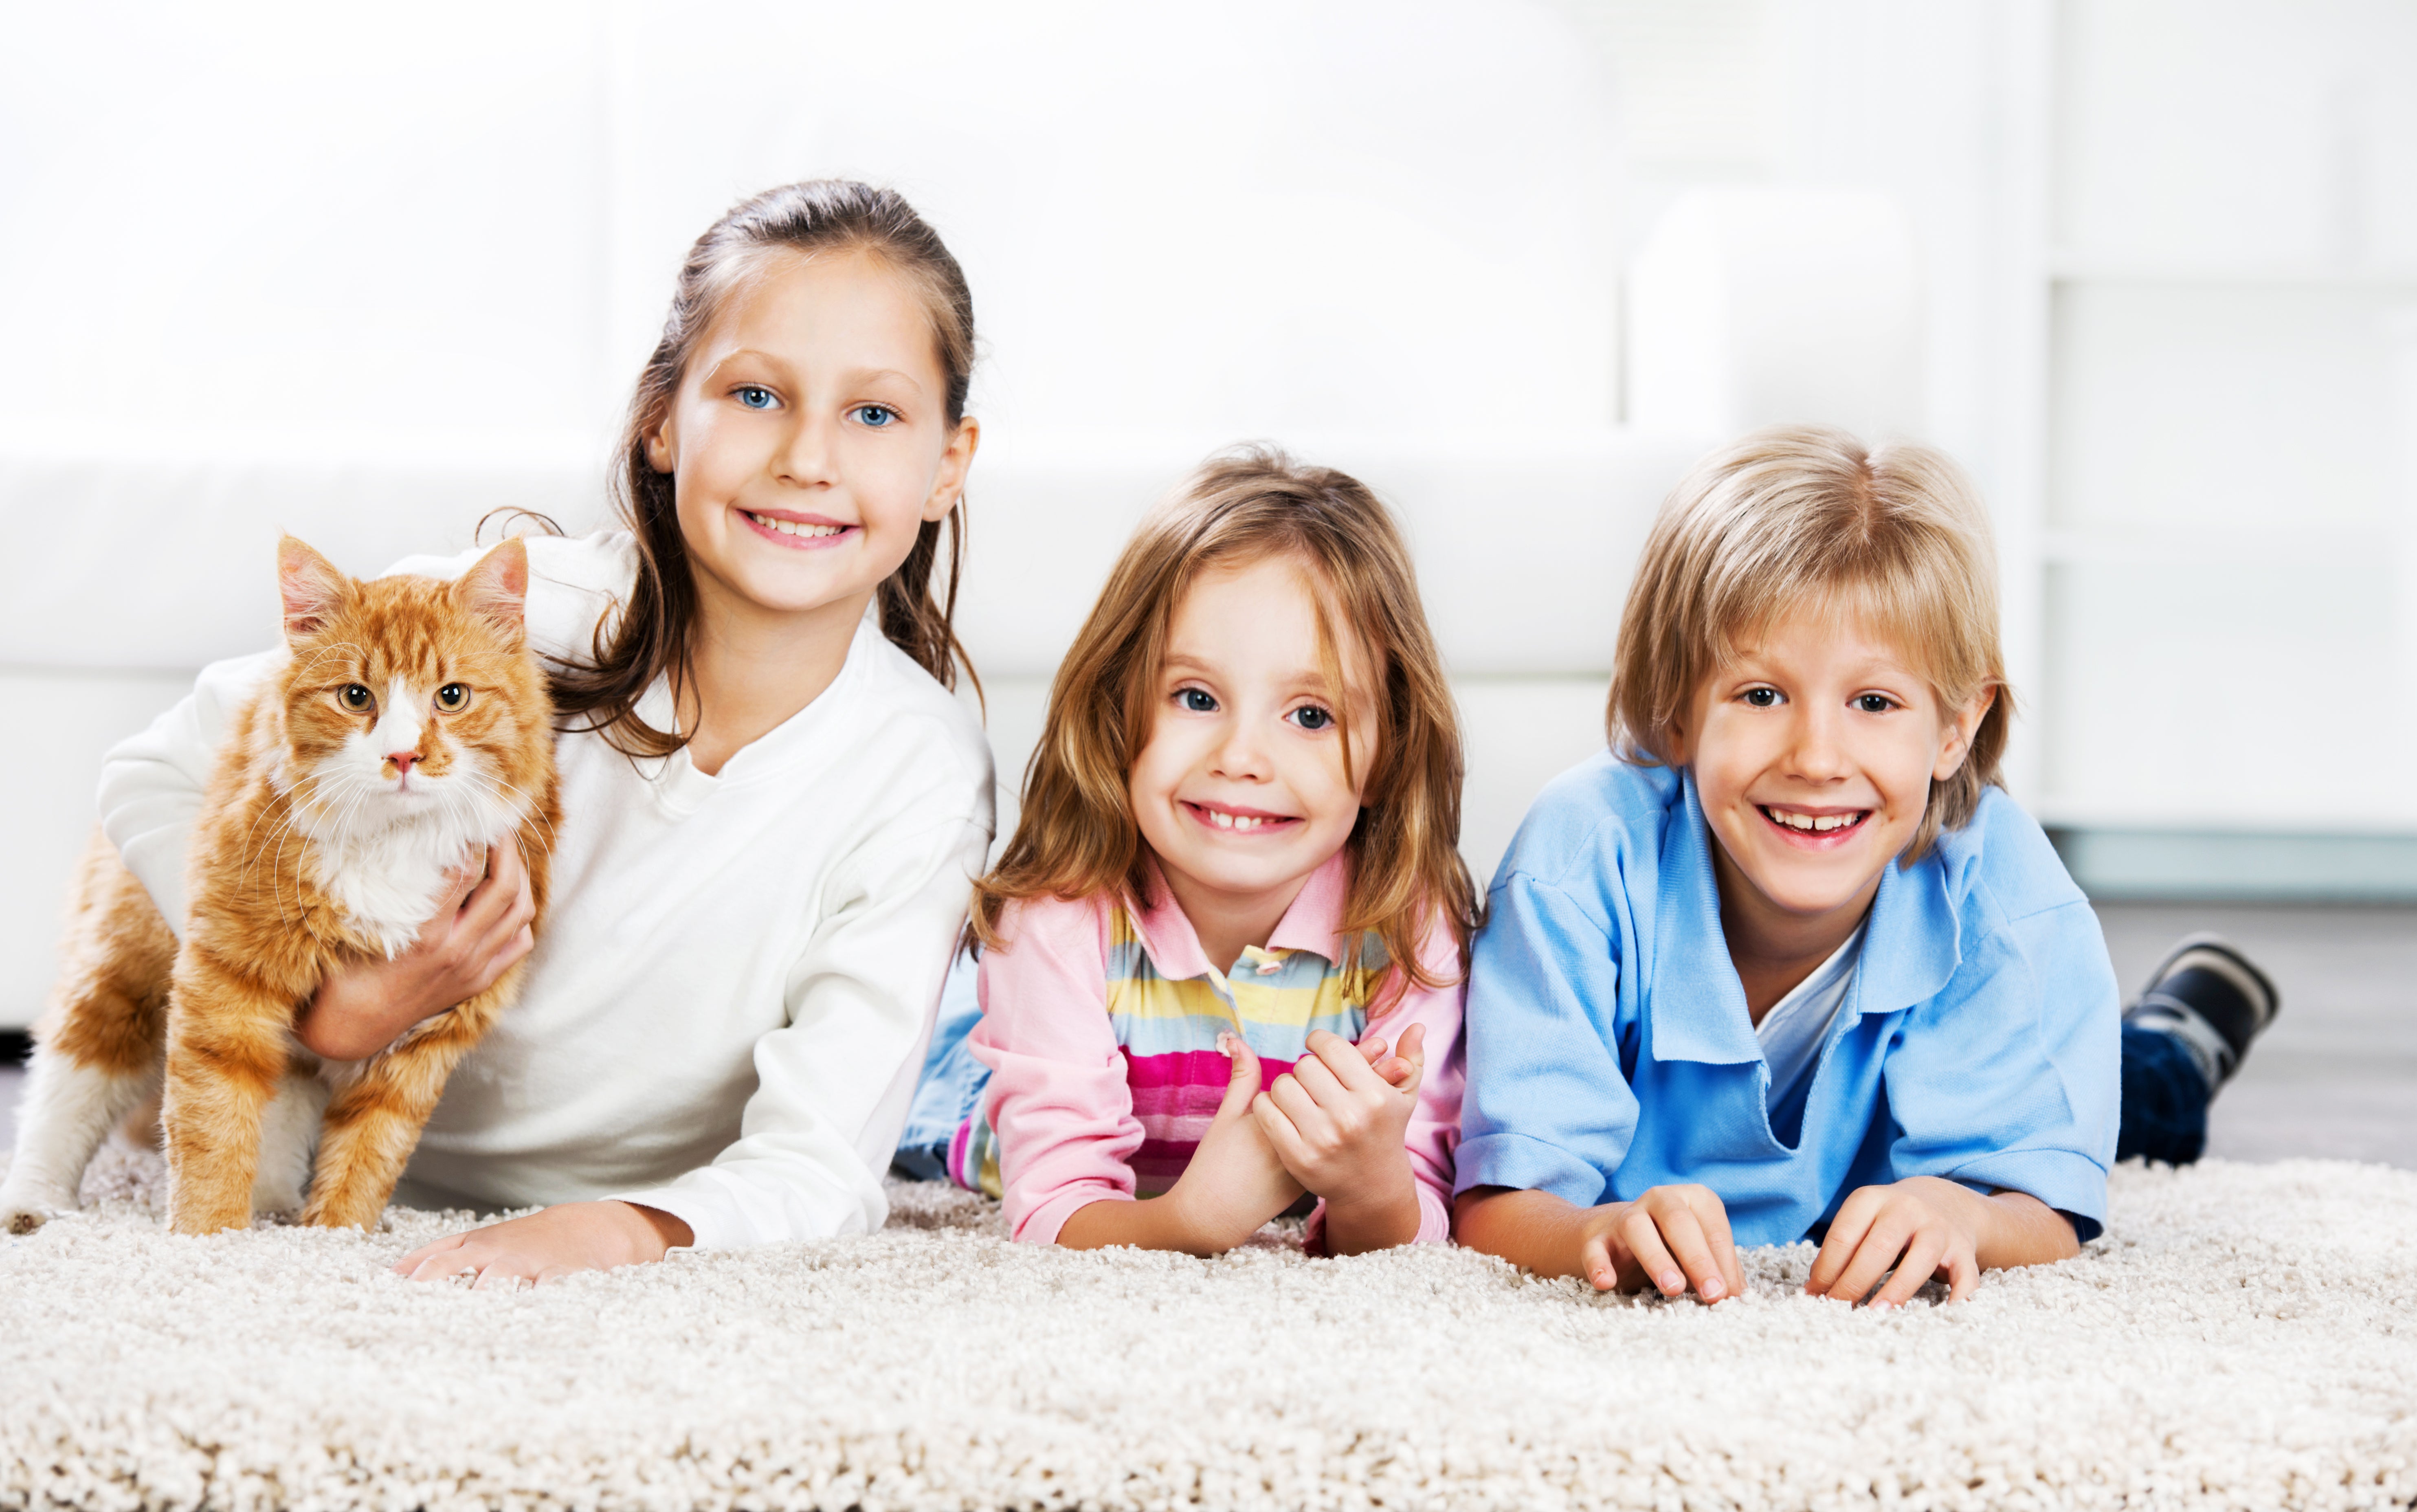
[1456,754,2120,1244]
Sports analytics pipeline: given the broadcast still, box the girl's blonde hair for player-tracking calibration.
[1608,424,2013,862]
[973,448,1477,1007]
[552,180,977,756]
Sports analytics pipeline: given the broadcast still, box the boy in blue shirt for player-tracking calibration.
[1453,427,2276,1308]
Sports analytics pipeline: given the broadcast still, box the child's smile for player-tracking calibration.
[1180,798,1302,836]
[736,508,855,549]
[1128,554,1379,959]
[1675,604,1990,966]
[646,249,972,631]
[1755,802,1870,844]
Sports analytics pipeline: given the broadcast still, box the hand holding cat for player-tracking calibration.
[294,841,536,1062]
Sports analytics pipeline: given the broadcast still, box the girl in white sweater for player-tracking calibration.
[97,181,993,1284]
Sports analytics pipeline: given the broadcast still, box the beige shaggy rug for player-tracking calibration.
[2,1144,2414,1512]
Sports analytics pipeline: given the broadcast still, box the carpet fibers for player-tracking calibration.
[2,1145,2413,1511]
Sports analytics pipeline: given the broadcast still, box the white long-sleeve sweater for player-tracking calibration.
[97,532,995,1248]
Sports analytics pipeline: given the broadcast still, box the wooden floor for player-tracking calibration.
[5,903,2413,1171]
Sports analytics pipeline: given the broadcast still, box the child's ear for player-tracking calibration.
[276,536,351,642]
[644,411,675,474]
[454,538,530,647]
[1932,684,1997,780]
[921,414,981,523]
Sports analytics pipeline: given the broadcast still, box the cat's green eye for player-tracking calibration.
[339,684,374,713]
[434,683,470,713]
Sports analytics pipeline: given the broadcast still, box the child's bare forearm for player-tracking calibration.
[1056,1193,1235,1257]
[1319,1174,1422,1255]
[1897,1176,2078,1270]
[1971,1186,2079,1269]
[1452,1187,1596,1277]
[393,1200,689,1287]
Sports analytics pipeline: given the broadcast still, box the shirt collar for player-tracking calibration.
[1128,850,1354,981]
[1649,768,1963,1065]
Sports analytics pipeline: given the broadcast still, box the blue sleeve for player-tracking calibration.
[1879,896,2121,1242]
[1455,872,1639,1207]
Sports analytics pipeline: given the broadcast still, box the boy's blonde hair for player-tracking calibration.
[1608,425,2013,862]
[973,448,1477,1008]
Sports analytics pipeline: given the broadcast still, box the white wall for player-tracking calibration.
[11,1,2408,1026]
[1578,0,2417,861]
[0,2,1672,1028]
[2040,0,2417,835]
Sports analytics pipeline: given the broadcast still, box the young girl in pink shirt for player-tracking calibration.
[905,449,1478,1255]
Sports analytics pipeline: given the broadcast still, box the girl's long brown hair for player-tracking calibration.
[972,448,1479,1009]
[552,180,978,756]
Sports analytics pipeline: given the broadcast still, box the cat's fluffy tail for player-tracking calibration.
[1,1051,161,1231]
[1,826,178,1233]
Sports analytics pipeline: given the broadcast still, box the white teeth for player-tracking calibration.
[1205,809,1271,831]
[1768,807,1861,833]
[747,512,844,538]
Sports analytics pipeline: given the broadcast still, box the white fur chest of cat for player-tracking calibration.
[0,536,561,1236]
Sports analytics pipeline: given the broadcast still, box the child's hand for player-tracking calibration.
[1578,1183,1747,1301]
[1163,1034,1307,1251]
[392,1200,692,1289]
[1251,1026,1424,1239]
[1804,1176,1985,1307]
[297,842,536,1061]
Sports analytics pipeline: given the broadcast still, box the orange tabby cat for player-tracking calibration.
[1,536,558,1236]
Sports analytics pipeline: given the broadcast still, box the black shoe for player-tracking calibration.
[2121,934,2280,1091]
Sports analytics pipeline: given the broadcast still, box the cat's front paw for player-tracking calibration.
[0,1189,74,1235]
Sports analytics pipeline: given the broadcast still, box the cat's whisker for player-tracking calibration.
[270,809,304,924]
[477,776,561,849]
[272,777,359,923]
[292,768,397,929]
[290,641,367,670]
[248,798,315,906]
[239,763,336,866]
[287,643,372,690]
[510,832,549,890]
[429,786,476,868]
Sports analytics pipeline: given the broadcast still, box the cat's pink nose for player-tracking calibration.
[388,749,421,776]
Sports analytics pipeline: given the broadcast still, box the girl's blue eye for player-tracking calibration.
[1290,705,1334,732]
[1742,687,1780,708]
[736,386,776,410]
[1857,693,1895,714]
[853,404,896,428]
[1178,688,1217,713]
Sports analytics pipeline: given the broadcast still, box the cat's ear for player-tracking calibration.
[276,536,351,642]
[454,538,530,647]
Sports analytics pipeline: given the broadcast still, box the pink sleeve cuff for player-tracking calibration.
[1299,1181,1453,1255]
[1015,1183,1131,1246]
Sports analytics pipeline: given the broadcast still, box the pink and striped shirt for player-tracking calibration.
[964,853,1464,1246]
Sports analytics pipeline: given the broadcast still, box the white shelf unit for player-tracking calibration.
[2019,0,2417,891]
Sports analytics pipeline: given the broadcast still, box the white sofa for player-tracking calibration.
[0,175,1923,1029]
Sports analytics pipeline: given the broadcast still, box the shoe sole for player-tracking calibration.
[2141,932,2280,1033]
